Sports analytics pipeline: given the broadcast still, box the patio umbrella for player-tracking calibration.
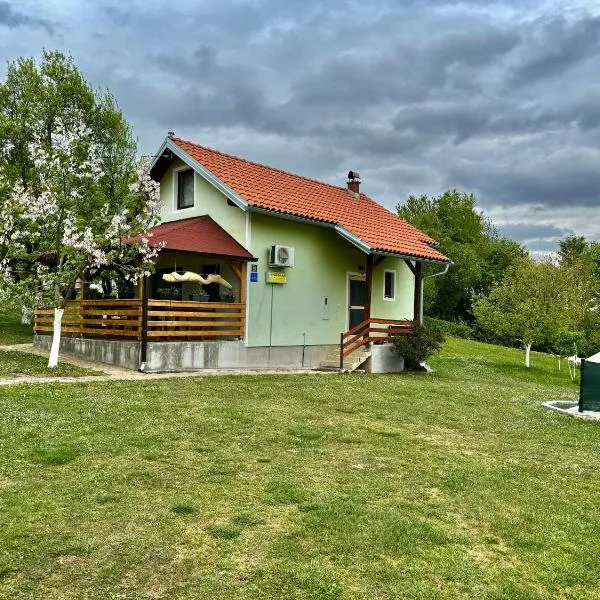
[161,271,233,289]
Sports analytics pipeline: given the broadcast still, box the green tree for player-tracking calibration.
[558,235,589,265]
[581,310,600,356]
[0,51,140,275]
[576,240,600,283]
[552,330,585,379]
[397,190,526,321]
[0,51,162,367]
[557,234,600,283]
[473,258,597,367]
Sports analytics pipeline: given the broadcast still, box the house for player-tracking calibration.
[33,134,450,372]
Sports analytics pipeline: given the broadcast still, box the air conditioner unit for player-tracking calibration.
[269,245,295,267]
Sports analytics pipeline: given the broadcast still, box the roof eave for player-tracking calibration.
[249,206,449,262]
[333,224,372,253]
[153,137,249,211]
[152,246,256,261]
[148,138,168,174]
[151,142,449,263]
[371,249,451,264]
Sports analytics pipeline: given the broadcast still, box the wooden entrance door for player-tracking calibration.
[348,274,366,330]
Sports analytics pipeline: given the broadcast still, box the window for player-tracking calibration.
[202,263,221,276]
[384,270,396,300]
[176,169,194,210]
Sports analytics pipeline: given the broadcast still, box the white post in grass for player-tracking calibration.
[525,343,532,368]
[48,307,64,368]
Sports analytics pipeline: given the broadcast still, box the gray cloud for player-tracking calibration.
[498,223,574,243]
[0,1,54,34]
[509,15,600,87]
[450,146,600,208]
[0,0,598,252]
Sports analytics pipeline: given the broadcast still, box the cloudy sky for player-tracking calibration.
[1,0,599,252]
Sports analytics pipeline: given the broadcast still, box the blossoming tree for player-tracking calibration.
[0,117,162,367]
[0,51,165,367]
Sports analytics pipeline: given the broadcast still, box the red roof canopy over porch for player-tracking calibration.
[127,216,255,260]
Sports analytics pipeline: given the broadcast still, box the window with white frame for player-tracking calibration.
[176,168,194,210]
[383,270,396,300]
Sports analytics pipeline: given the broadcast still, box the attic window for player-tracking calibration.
[177,169,194,210]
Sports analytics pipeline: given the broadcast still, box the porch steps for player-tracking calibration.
[319,348,371,372]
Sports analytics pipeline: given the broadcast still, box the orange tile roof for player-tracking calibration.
[171,137,449,262]
[126,216,254,259]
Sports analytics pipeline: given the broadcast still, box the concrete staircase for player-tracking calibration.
[319,347,371,372]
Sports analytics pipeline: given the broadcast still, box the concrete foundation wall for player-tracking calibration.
[144,341,334,371]
[34,335,141,371]
[364,343,405,373]
[34,335,334,372]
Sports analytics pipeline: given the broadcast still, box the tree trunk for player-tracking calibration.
[21,305,31,325]
[48,308,64,368]
[524,343,532,368]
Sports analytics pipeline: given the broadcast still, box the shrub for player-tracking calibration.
[424,316,472,339]
[392,324,446,370]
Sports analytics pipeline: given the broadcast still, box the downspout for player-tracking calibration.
[419,262,452,324]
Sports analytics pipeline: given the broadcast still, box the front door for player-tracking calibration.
[348,275,366,330]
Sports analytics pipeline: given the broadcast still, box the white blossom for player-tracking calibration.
[1,113,163,313]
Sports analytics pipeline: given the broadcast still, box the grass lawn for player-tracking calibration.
[1,338,599,599]
[0,349,100,378]
[0,305,33,346]
[0,304,99,377]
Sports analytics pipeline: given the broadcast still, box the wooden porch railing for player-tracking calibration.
[34,299,143,338]
[339,318,415,369]
[147,300,245,339]
[33,299,245,340]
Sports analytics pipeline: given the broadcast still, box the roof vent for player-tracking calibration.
[347,170,360,197]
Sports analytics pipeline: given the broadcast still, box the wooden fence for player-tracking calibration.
[33,300,143,338]
[33,299,245,340]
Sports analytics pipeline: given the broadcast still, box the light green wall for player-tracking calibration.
[157,159,417,347]
[371,257,415,321]
[160,158,246,245]
[247,214,416,347]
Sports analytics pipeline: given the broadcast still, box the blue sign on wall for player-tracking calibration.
[250,272,258,283]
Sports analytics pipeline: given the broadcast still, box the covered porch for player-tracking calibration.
[33,216,255,343]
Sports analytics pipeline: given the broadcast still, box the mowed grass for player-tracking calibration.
[0,349,99,378]
[0,305,33,346]
[0,338,599,599]
[0,305,99,377]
